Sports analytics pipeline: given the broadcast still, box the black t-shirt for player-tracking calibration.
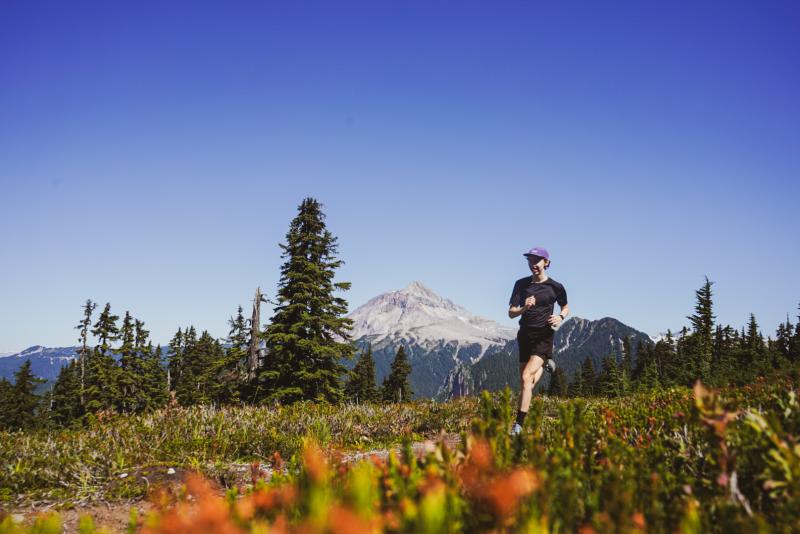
[508,276,568,329]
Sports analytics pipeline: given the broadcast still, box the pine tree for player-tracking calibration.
[0,377,13,429]
[597,353,622,397]
[746,313,763,351]
[223,306,249,404]
[141,344,168,410]
[87,303,120,413]
[75,299,96,408]
[345,344,379,403]
[711,325,738,385]
[790,303,800,362]
[639,357,661,391]
[632,339,649,381]
[175,326,201,405]
[167,327,185,394]
[50,360,82,425]
[381,346,413,403]
[6,360,43,430]
[743,313,769,376]
[776,316,793,361]
[568,366,584,397]
[658,331,682,386]
[687,277,715,381]
[259,198,356,404]
[578,357,597,397]
[547,366,568,397]
[621,336,633,376]
[116,311,137,413]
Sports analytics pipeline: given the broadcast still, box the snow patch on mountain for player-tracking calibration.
[349,281,515,361]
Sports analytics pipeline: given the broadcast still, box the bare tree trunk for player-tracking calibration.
[80,345,86,407]
[248,287,265,380]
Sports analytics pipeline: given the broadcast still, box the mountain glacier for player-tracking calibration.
[348,281,515,363]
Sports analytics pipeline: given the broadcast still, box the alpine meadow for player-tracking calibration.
[2,198,800,533]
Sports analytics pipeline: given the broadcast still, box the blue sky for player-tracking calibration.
[1,1,799,352]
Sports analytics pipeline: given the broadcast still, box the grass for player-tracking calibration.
[2,377,800,532]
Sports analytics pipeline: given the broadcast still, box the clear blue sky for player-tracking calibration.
[1,1,799,352]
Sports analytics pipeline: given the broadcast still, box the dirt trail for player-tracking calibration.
[3,433,463,533]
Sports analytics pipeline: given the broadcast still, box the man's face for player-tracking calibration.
[527,256,546,275]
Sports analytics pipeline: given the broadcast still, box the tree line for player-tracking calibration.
[0,198,411,431]
[2,199,799,429]
[546,278,800,398]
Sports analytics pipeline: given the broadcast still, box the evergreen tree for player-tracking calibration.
[381,346,413,403]
[632,339,650,381]
[597,353,623,397]
[87,303,120,412]
[658,331,682,386]
[259,198,356,404]
[116,311,137,413]
[5,360,43,430]
[688,277,715,380]
[175,326,201,405]
[222,306,249,404]
[547,366,568,397]
[746,313,763,351]
[167,327,185,394]
[711,325,739,385]
[791,303,800,362]
[775,316,793,361]
[345,344,379,403]
[75,299,96,408]
[568,366,584,397]
[621,336,633,376]
[144,344,168,409]
[0,377,13,429]
[639,358,661,391]
[578,357,597,396]
[50,360,82,426]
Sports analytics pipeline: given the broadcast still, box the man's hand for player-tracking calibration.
[524,296,536,310]
[547,314,563,327]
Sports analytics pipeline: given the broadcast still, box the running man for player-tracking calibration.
[508,247,569,435]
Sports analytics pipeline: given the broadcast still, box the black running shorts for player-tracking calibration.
[517,327,554,363]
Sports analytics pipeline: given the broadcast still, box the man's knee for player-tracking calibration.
[521,357,544,384]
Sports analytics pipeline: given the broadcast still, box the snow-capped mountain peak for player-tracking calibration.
[348,282,515,361]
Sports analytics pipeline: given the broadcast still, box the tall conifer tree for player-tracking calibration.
[6,360,42,430]
[117,311,137,413]
[345,344,379,403]
[579,357,597,396]
[75,299,96,408]
[259,198,355,404]
[0,378,13,429]
[51,360,82,425]
[167,327,185,394]
[87,303,120,412]
[381,346,413,403]
[547,366,568,397]
[223,306,249,403]
[687,277,715,381]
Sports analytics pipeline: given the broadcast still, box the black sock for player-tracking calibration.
[516,410,527,426]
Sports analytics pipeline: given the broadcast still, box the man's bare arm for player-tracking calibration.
[508,296,536,319]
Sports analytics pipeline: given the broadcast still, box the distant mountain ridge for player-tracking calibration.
[0,345,79,382]
[2,283,654,400]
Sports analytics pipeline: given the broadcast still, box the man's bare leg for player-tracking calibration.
[519,355,545,413]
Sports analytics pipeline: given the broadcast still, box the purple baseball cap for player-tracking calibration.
[523,247,550,260]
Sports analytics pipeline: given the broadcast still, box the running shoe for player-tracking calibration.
[510,422,523,436]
